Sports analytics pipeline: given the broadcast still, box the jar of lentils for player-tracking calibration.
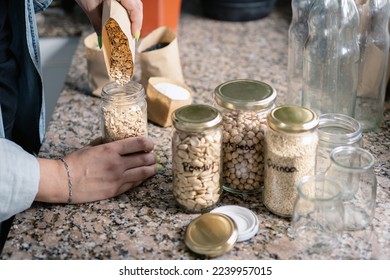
[213,79,277,196]
[316,113,363,174]
[100,81,147,143]
[263,105,319,217]
[171,104,223,213]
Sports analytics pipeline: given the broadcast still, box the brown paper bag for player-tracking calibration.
[101,0,135,85]
[137,26,184,89]
[84,32,112,96]
[147,77,192,127]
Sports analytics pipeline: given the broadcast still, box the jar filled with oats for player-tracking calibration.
[213,79,277,196]
[264,105,319,217]
[171,104,223,213]
[100,81,147,143]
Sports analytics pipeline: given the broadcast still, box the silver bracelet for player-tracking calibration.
[59,157,73,204]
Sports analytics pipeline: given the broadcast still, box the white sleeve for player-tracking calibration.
[0,138,39,222]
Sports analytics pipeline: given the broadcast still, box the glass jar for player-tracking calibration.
[291,174,344,254]
[354,0,390,131]
[316,113,363,174]
[325,146,377,231]
[302,0,360,116]
[263,105,319,217]
[100,81,147,143]
[171,104,223,213]
[213,79,277,196]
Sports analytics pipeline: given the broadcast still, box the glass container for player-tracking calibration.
[291,174,345,254]
[316,113,363,174]
[354,0,390,131]
[325,146,377,231]
[213,79,277,196]
[302,0,360,116]
[287,0,317,105]
[171,104,223,213]
[263,105,319,217]
[100,81,147,143]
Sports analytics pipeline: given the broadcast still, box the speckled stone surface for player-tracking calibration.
[1,1,389,260]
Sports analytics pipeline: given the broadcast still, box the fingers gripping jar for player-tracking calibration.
[171,104,223,213]
[264,105,319,217]
[100,81,148,142]
[213,79,277,196]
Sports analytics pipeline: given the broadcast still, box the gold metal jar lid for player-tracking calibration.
[184,213,238,257]
[172,104,222,132]
[267,105,319,133]
[214,79,277,111]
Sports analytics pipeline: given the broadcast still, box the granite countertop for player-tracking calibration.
[1,2,390,260]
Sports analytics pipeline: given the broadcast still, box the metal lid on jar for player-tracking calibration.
[184,213,238,257]
[172,104,222,132]
[214,79,277,111]
[267,105,319,133]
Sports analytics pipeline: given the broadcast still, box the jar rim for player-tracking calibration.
[214,79,277,111]
[101,81,145,103]
[318,113,362,144]
[329,146,375,171]
[296,175,343,202]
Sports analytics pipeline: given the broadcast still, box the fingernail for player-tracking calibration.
[134,30,140,41]
[97,36,102,49]
[157,163,164,173]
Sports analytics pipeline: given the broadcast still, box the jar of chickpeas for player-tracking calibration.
[213,79,277,196]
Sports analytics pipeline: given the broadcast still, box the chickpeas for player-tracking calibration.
[221,111,267,194]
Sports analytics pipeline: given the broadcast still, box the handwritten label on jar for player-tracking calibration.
[266,158,297,173]
[182,162,215,173]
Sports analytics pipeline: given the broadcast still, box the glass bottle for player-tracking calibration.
[171,104,223,213]
[302,0,360,116]
[287,0,316,105]
[100,81,147,143]
[291,174,345,254]
[354,0,390,131]
[263,105,319,217]
[325,146,377,231]
[213,79,277,196]
[316,113,363,174]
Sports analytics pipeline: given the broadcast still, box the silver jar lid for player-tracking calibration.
[214,79,277,111]
[267,105,319,133]
[172,104,222,132]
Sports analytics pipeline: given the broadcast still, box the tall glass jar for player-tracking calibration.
[263,105,319,217]
[171,104,223,213]
[213,79,277,196]
[100,81,147,143]
[316,113,363,174]
[287,0,316,105]
[302,0,360,116]
[354,0,390,131]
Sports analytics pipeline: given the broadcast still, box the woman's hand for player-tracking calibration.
[36,136,157,204]
[75,0,143,39]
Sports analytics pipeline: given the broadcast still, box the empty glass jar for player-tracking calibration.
[316,113,363,174]
[325,146,377,231]
[291,174,345,254]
